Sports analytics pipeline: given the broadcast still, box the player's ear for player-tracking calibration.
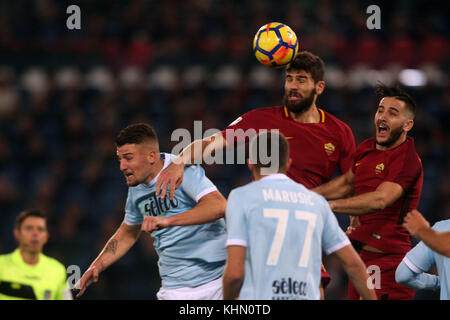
[13,228,19,241]
[403,119,414,132]
[286,158,293,172]
[43,231,49,245]
[315,80,325,95]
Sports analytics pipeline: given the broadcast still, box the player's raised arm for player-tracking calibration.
[156,132,227,200]
[312,169,355,200]
[75,222,141,298]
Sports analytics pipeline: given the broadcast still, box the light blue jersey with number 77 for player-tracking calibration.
[226,173,350,300]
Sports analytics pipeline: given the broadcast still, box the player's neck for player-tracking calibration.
[289,104,321,123]
[145,157,165,184]
[375,134,407,151]
[19,248,40,265]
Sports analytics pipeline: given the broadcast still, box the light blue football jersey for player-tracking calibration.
[124,153,227,289]
[403,219,450,300]
[226,174,350,300]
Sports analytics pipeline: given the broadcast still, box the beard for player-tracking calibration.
[376,125,404,148]
[283,88,316,115]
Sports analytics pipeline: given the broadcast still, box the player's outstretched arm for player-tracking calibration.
[75,222,141,298]
[403,210,450,258]
[395,260,440,290]
[328,181,404,216]
[156,133,227,200]
[312,169,354,200]
[223,245,246,300]
[141,191,227,232]
[333,245,378,300]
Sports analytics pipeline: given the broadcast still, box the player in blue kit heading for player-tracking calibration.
[222,131,377,300]
[75,123,227,300]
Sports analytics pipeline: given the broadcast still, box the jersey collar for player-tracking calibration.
[12,248,42,268]
[260,173,290,181]
[146,153,172,186]
[282,106,326,123]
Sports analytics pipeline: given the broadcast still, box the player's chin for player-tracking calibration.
[125,177,139,187]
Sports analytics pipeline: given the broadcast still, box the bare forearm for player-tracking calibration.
[176,134,226,165]
[416,229,450,258]
[167,193,226,226]
[90,224,140,272]
[222,275,243,300]
[343,260,377,300]
[313,170,353,200]
[329,192,385,216]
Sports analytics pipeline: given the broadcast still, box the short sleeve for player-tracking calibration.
[225,190,248,247]
[123,189,143,226]
[321,198,351,255]
[180,165,217,202]
[339,124,357,174]
[404,241,435,273]
[385,145,422,191]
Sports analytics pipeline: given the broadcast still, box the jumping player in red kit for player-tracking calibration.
[314,84,423,300]
[155,51,357,298]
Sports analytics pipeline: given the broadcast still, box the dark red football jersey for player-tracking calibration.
[349,137,423,254]
[221,106,356,189]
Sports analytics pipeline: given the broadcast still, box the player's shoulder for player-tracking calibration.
[241,105,283,118]
[356,137,376,151]
[0,251,14,263]
[431,219,450,232]
[40,254,66,273]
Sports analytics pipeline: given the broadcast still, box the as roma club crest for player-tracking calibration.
[324,142,335,156]
[375,163,384,174]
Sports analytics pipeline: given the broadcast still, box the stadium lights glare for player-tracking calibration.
[398,69,427,87]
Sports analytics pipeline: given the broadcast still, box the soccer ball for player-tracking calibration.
[253,22,299,67]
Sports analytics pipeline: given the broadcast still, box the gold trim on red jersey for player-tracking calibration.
[283,106,326,123]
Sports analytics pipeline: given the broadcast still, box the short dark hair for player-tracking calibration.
[15,209,47,230]
[249,131,290,173]
[286,51,325,83]
[375,83,417,118]
[116,123,159,147]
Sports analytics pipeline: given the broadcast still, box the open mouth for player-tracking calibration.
[288,93,302,101]
[377,123,389,136]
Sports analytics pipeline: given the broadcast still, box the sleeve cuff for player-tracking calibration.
[195,186,218,202]
[226,239,248,247]
[403,256,423,274]
[324,238,351,255]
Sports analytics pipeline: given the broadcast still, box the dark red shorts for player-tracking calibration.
[348,249,415,300]
[321,264,331,289]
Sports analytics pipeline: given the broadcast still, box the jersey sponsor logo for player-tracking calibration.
[272,277,307,299]
[375,163,384,174]
[355,162,361,167]
[324,142,335,155]
[285,137,293,140]
[137,192,179,217]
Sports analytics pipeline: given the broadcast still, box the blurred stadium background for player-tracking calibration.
[0,0,448,299]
